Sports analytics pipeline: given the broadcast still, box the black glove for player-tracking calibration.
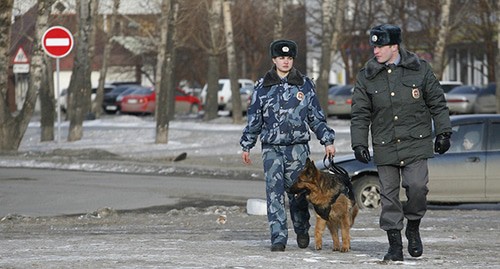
[434,132,451,154]
[354,146,371,164]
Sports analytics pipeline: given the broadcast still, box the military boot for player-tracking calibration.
[406,219,423,257]
[383,229,404,261]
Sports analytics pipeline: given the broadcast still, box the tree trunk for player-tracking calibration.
[273,0,283,39]
[0,0,47,150]
[39,0,56,142]
[223,0,242,124]
[432,0,451,80]
[93,0,120,118]
[316,0,334,113]
[165,1,177,124]
[203,0,223,121]
[156,0,178,144]
[68,0,94,142]
[496,6,500,114]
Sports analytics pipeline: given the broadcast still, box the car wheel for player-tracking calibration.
[352,175,381,210]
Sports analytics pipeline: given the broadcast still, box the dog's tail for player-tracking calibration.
[350,204,359,227]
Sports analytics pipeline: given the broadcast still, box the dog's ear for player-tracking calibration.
[304,158,318,177]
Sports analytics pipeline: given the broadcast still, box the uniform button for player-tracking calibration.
[400,160,405,165]
[381,141,385,144]
[388,69,392,74]
[419,134,423,138]
[394,116,398,120]
[391,92,395,96]
[397,139,401,143]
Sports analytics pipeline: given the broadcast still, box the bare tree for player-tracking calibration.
[38,0,56,142]
[203,0,224,121]
[316,0,334,112]
[0,0,47,150]
[67,0,95,141]
[223,0,243,123]
[432,0,452,79]
[273,0,284,39]
[496,5,500,113]
[93,0,120,118]
[155,0,178,144]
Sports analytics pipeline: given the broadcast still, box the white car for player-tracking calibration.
[200,78,254,111]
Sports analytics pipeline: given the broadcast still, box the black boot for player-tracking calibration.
[406,219,423,257]
[383,229,404,261]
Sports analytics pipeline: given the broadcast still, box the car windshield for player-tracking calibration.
[448,86,479,94]
[132,88,153,95]
[329,85,353,96]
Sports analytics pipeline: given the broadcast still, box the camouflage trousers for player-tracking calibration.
[261,143,311,246]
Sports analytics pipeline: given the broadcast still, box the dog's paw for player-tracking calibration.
[340,246,350,252]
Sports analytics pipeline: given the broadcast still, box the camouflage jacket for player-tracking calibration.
[350,48,451,166]
[240,67,335,152]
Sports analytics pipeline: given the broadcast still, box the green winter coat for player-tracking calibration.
[350,48,451,166]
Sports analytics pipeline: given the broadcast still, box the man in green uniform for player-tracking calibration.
[350,24,452,262]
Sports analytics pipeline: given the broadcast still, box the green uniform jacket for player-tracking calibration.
[351,48,451,166]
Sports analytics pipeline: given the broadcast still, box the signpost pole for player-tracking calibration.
[56,58,61,143]
[41,26,73,144]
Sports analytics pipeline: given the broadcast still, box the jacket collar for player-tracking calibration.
[262,66,304,87]
[364,48,421,80]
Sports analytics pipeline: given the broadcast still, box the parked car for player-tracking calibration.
[327,84,353,118]
[439,81,463,93]
[445,85,481,114]
[319,114,500,210]
[473,83,497,114]
[200,79,254,111]
[225,84,254,115]
[57,89,68,113]
[102,84,144,114]
[173,88,203,114]
[58,84,115,113]
[120,87,156,115]
[120,87,202,115]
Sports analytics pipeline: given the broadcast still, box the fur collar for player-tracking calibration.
[262,66,305,87]
[364,48,421,80]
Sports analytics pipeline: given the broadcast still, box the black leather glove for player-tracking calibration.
[354,146,371,163]
[434,132,451,154]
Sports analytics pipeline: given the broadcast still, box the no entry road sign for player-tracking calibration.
[41,26,74,58]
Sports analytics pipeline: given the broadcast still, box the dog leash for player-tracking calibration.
[322,155,355,201]
[323,155,349,178]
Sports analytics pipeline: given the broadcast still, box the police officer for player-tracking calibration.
[240,39,336,252]
[350,24,452,261]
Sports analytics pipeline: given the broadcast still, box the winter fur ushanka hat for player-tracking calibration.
[369,24,402,46]
[269,39,297,58]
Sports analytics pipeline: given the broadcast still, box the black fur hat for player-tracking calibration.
[369,24,402,46]
[269,39,297,58]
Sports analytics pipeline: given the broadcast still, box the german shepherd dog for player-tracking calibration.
[290,158,358,252]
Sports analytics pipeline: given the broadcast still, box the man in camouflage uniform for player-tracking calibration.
[350,24,452,261]
[240,39,336,252]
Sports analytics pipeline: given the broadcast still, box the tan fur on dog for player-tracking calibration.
[290,158,359,252]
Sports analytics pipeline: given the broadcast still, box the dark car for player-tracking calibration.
[102,84,145,114]
[327,84,354,118]
[318,114,500,209]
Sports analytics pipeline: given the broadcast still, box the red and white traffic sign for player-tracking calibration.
[41,26,74,58]
[13,47,30,73]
